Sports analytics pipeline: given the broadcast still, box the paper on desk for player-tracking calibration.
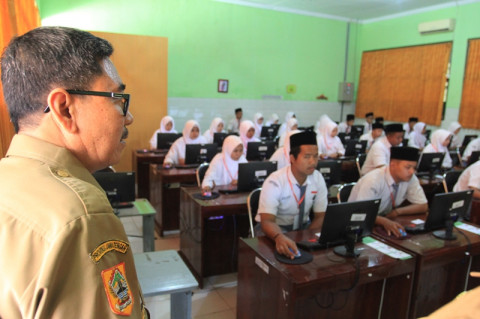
[134,199,156,215]
[362,236,413,260]
[455,222,480,235]
[410,219,425,225]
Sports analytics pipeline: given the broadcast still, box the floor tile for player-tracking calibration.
[216,286,237,309]
[192,289,230,317]
[194,308,236,319]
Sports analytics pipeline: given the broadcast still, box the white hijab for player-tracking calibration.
[411,122,427,148]
[239,120,257,150]
[282,129,301,164]
[448,121,462,134]
[183,120,205,144]
[205,117,224,140]
[318,115,338,150]
[222,135,247,177]
[253,113,264,138]
[266,113,279,126]
[429,129,452,153]
[160,116,176,133]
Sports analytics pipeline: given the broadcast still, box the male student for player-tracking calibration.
[0,27,149,318]
[256,131,328,259]
[403,117,418,138]
[363,111,374,134]
[338,114,355,134]
[349,147,428,237]
[227,107,243,133]
[360,122,384,151]
[453,159,480,199]
[361,123,404,175]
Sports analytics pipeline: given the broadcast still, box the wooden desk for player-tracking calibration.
[149,165,197,236]
[237,230,415,319]
[134,250,198,319]
[374,215,480,318]
[470,199,480,225]
[132,150,167,199]
[179,186,250,288]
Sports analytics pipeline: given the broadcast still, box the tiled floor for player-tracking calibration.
[120,216,237,319]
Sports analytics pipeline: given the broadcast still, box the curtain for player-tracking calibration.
[0,0,40,157]
[356,42,452,126]
[459,38,480,129]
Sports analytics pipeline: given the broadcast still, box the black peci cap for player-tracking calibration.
[365,112,374,117]
[375,117,384,122]
[372,122,383,130]
[385,123,404,133]
[346,114,355,121]
[408,117,418,122]
[290,131,317,149]
[235,108,243,113]
[390,146,420,162]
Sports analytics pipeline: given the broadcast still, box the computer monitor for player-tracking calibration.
[93,171,136,208]
[416,152,445,179]
[350,125,364,139]
[424,190,473,240]
[462,135,478,149]
[344,140,367,157]
[237,161,277,192]
[184,143,219,165]
[319,199,380,257]
[337,132,353,145]
[156,133,182,150]
[260,125,279,140]
[298,126,314,132]
[467,151,480,167]
[316,160,342,187]
[213,132,238,148]
[246,141,276,161]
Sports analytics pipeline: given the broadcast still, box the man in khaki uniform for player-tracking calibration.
[0,27,148,318]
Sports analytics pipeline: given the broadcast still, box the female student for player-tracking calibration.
[203,117,224,143]
[265,113,279,126]
[163,120,206,166]
[269,130,301,170]
[149,115,177,149]
[202,135,247,192]
[277,111,296,137]
[408,122,427,150]
[239,120,260,155]
[317,115,345,158]
[448,121,462,149]
[278,117,298,147]
[422,129,453,169]
[253,113,264,139]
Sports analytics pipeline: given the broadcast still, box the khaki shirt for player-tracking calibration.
[0,135,148,318]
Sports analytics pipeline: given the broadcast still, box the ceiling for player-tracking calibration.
[216,0,478,22]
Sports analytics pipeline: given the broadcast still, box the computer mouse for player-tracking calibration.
[289,247,302,258]
[399,228,407,237]
[202,191,212,198]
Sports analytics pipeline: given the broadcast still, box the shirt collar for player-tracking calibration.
[287,165,311,187]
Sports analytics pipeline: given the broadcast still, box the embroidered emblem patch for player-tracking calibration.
[90,240,129,264]
[101,262,134,316]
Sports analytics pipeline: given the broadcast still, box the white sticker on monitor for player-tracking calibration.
[355,144,362,149]
[451,200,464,209]
[200,148,207,154]
[259,146,268,151]
[351,213,366,222]
[255,170,267,177]
[432,158,440,163]
[319,167,331,173]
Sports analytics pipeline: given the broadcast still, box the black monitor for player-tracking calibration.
[246,141,276,161]
[424,190,473,240]
[213,132,238,148]
[462,134,478,149]
[416,152,445,179]
[337,132,353,145]
[237,161,277,192]
[185,143,218,165]
[93,171,135,208]
[467,151,480,167]
[344,140,367,157]
[350,125,364,139]
[298,126,314,132]
[156,133,182,150]
[260,126,279,140]
[316,160,342,187]
[319,199,380,257]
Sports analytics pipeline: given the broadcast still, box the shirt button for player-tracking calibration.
[56,169,70,177]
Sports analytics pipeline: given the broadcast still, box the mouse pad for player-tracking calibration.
[374,226,411,240]
[193,192,220,200]
[274,249,313,265]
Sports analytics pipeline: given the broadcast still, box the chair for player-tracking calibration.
[356,153,367,177]
[196,163,209,187]
[449,148,462,168]
[247,188,262,238]
[442,170,463,193]
[337,182,356,203]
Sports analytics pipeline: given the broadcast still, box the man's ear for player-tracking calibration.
[46,89,78,133]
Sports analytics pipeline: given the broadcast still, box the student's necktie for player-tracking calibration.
[296,184,307,230]
[392,183,399,208]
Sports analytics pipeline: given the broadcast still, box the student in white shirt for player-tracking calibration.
[257,131,328,259]
[422,129,453,169]
[239,120,260,155]
[149,115,177,149]
[227,108,243,133]
[403,117,418,138]
[453,160,480,199]
[359,122,383,151]
[361,123,404,175]
[278,117,298,147]
[363,112,374,134]
[407,122,427,150]
[448,121,462,149]
[337,114,355,134]
[349,146,428,237]
[253,113,264,139]
[317,115,345,159]
[270,130,301,169]
[163,120,207,166]
[278,111,296,137]
[201,135,247,192]
[462,137,480,163]
[265,113,279,127]
[203,117,225,143]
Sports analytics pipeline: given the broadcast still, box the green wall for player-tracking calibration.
[356,1,480,110]
[38,0,351,101]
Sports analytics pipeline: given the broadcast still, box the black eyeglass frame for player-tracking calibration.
[43,90,130,116]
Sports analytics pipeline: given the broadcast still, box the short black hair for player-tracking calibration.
[289,146,301,159]
[1,26,113,132]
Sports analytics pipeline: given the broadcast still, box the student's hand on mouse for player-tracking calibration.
[202,186,212,193]
[382,219,404,237]
[163,162,172,168]
[274,234,298,259]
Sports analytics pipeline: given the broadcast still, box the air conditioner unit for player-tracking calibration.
[418,19,455,34]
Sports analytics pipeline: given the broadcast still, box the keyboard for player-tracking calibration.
[405,224,426,234]
[174,164,199,169]
[112,202,134,209]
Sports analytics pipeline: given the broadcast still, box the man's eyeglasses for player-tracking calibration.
[43,90,130,116]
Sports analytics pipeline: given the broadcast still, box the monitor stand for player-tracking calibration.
[432,219,457,240]
[333,232,360,257]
